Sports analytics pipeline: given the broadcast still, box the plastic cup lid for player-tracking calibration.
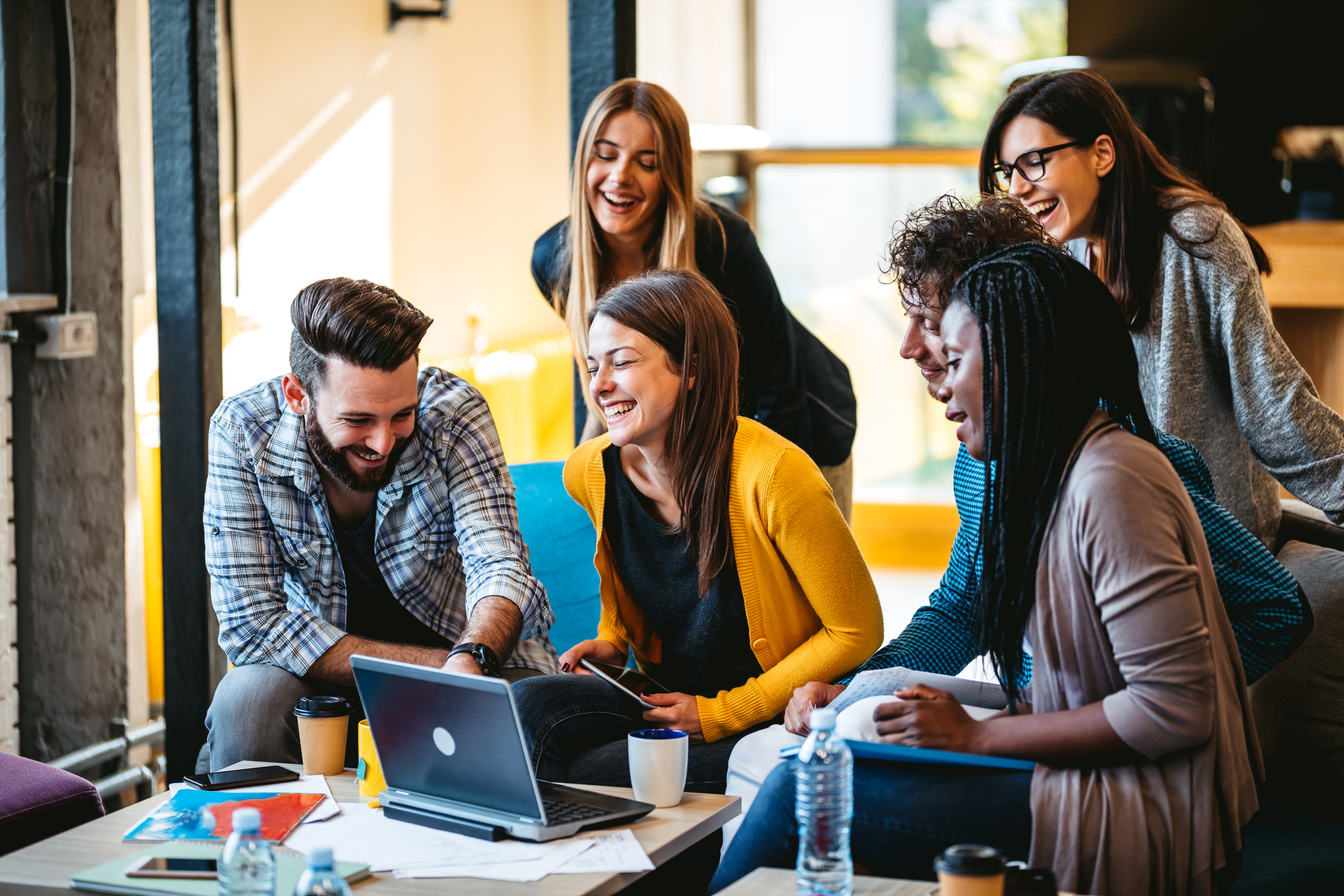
[934,843,1006,876]
[294,695,351,718]
[231,807,261,833]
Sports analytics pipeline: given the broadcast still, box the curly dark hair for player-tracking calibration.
[883,194,1059,311]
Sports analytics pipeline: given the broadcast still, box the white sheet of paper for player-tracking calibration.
[393,841,593,881]
[168,774,339,822]
[283,803,556,871]
[550,829,654,873]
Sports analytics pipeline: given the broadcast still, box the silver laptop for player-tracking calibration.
[350,655,654,842]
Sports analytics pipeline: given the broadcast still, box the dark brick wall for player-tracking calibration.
[4,0,126,761]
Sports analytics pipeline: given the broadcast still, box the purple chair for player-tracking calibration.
[0,752,104,856]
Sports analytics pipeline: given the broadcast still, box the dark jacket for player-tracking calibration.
[531,203,856,466]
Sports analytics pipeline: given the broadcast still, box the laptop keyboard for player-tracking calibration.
[542,797,612,824]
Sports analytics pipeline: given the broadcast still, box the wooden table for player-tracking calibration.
[0,769,738,896]
[715,867,934,895]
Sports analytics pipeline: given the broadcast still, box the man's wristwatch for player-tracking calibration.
[447,642,503,678]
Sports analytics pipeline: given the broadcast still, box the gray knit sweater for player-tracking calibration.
[1130,204,1344,546]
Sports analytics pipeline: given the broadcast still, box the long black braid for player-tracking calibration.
[949,242,1156,706]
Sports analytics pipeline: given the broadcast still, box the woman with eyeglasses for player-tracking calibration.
[532,79,857,517]
[981,69,1344,548]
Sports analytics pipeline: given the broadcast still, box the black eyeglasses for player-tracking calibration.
[991,140,1085,192]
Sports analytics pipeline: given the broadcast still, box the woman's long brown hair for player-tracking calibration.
[979,69,1270,329]
[590,269,739,596]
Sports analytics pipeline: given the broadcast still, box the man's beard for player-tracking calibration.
[305,414,411,493]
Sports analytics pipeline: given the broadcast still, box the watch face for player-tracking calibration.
[454,643,501,677]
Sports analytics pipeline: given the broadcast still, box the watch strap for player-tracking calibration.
[448,641,503,678]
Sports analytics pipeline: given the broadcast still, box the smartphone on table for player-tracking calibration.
[126,856,219,879]
[579,659,668,710]
[182,764,299,791]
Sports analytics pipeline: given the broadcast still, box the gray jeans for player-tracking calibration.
[201,664,362,773]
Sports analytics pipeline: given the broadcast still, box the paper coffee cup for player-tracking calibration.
[293,695,350,776]
[627,728,688,808]
[356,719,386,798]
[933,844,1006,896]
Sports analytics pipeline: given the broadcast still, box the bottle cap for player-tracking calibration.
[231,807,262,833]
[934,843,1006,877]
[308,847,334,869]
[809,707,837,730]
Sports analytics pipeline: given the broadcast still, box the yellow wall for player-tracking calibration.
[230,0,571,367]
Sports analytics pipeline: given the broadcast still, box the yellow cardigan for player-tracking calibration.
[563,418,883,743]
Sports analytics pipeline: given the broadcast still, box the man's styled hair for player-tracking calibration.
[884,194,1057,311]
[589,268,739,598]
[289,277,433,394]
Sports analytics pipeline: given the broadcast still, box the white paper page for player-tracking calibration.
[168,774,339,822]
[283,802,556,871]
[393,841,593,881]
[551,829,654,873]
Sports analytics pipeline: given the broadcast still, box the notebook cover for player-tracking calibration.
[779,740,1035,771]
[122,789,326,842]
[70,843,370,896]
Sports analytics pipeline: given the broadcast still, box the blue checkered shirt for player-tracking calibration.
[848,434,1307,686]
[204,367,558,676]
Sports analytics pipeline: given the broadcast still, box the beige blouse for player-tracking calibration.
[1027,411,1261,896]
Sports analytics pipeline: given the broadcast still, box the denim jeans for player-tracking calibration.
[709,757,1034,893]
[511,673,767,792]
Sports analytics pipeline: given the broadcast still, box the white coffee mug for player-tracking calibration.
[627,728,689,807]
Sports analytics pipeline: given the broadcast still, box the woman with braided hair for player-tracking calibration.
[711,243,1260,896]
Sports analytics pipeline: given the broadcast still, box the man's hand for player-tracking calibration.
[557,638,625,673]
[873,684,984,753]
[784,681,847,735]
[642,692,703,742]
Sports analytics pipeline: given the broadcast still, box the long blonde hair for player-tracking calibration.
[559,79,707,392]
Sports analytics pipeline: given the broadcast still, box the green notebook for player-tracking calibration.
[70,842,371,896]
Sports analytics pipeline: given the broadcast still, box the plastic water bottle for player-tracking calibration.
[795,706,853,896]
[218,808,275,896]
[295,848,351,896]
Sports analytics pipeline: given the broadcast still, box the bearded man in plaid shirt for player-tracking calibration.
[199,277,556,772]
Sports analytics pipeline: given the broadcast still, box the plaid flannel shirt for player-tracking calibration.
[848,433,1308,686]
[204,367,557,676]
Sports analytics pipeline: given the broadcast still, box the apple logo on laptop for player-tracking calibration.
[432,726,457,757]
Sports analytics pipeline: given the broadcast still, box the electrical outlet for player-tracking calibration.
[35,312,98,360]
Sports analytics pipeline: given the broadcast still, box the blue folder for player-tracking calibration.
[780,740,1035,772]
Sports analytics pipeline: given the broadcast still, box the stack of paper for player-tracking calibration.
[283,802,654,881]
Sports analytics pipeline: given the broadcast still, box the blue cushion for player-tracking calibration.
[510,461,601,656]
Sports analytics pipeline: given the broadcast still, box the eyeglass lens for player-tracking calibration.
[994,152,1047,191]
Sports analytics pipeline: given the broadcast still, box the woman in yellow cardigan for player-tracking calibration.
[511,268,882,795]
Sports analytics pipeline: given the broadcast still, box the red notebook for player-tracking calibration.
[123,789,325,842]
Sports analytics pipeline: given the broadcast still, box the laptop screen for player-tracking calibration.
[351,657,544,821]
